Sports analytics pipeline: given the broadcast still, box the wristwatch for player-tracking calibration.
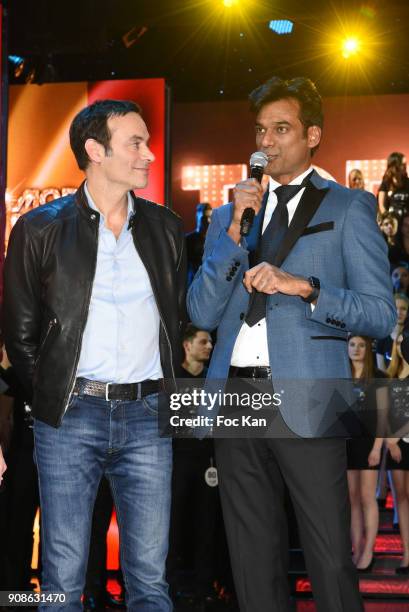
[302,276,320,303]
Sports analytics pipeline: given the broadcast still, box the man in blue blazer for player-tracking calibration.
[187,77,396,611]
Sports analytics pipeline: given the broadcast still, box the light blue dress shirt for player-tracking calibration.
[76,183,163,383]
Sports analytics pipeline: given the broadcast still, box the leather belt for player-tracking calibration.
[73,377,163,401]
[229,366,272,380]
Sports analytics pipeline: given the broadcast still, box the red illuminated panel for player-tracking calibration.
[107,511,120,570]
[182,164,247,207]
[88,79,166,205]
[374,534,403,553]
[32,506,120,571]
[296,577,409,595]
[6,79,167,247]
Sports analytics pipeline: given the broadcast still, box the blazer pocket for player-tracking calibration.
[301,221,334,237]
[310,335,347,342]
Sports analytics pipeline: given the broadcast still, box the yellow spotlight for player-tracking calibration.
[223,0,238,7]
[342,36,360,58]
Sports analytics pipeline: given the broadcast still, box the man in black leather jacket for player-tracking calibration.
[3,99,186,611]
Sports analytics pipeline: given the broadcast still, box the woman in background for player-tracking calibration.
[389,213,409,267]
[386,335,409,574]
[347,335,386,571]
[379,212,400,265]
[378,152,409,217]
[348,168,365,190]
[376,293,409,371]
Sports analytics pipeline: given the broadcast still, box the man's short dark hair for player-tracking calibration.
[69,99,142,170]
[183,323,202,343]
[249,76,323,155]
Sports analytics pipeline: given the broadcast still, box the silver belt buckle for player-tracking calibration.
[105,382,112,401]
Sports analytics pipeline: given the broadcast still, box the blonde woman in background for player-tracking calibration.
[348,168,365,190]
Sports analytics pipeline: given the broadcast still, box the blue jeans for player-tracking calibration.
[33,392,173,611]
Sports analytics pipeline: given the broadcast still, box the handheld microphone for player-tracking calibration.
[240,151,268,236]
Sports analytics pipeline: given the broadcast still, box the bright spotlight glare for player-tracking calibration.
[223,0,238,7]
[342,37,360,58]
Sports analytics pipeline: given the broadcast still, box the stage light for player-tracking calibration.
[269,20,294,35]
[222,0,238,7]
[8,55,25,78]
[341,36,361,58]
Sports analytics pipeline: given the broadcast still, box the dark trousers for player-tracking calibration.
[215,432,363,612]
[4,444,39,591]
[167,441,219,595]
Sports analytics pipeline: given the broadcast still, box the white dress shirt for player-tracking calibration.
[230,166,313,367]
[77,183,163,383]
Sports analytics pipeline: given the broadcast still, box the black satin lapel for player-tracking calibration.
[274,183,329,267]
[248,188,269,267]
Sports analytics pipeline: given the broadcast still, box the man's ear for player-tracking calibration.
[307,125,321,150]
[182,340,190,355]
[84,138,105,165]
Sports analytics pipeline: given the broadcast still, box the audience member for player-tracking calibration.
[181,324,212,378]
[378,152,409,217]
[391,264,409,295]
[167,324,221,604]
[1,346,39,593]
[0,368,10,591]
[386,335,409,573]
[346,336,386,572]
[348,169,365,190]
[378,212,402,265]
[390,213,409,266]
[376,293,409,370]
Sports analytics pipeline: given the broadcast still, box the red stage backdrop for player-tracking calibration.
[6,78,166,247]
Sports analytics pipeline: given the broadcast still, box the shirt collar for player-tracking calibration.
[84,181,134,226]
[268,166,313,192]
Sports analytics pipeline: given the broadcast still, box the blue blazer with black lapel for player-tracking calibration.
[187,170,397,437]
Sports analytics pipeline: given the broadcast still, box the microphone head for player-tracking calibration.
[249,151,268,169]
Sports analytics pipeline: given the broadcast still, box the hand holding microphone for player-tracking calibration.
[227,151,268,244]
[240,151,269,236]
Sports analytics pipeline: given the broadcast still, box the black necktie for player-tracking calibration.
[245,183,306,327]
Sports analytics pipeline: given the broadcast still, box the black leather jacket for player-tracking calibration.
[3,182,187,427]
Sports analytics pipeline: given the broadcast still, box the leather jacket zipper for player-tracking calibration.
[35,318,57,365]
[158,311,176,383]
